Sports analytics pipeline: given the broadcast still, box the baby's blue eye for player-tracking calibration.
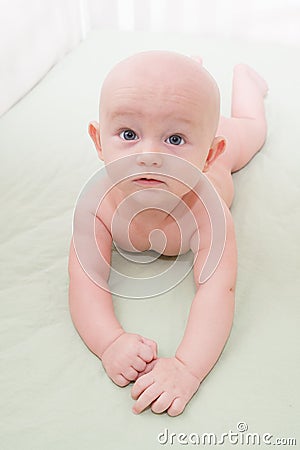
[166,135,185,146]
[120,129,138,141]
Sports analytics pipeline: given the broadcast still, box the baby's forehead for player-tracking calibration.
[101,51,216,95]
[99,51,220,129]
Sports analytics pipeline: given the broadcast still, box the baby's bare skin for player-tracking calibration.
[69,52,267,416]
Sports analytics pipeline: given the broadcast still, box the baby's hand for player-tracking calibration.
[131,357,201,416]
[101,332,157,387]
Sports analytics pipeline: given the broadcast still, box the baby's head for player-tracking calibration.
[89,50,225,179]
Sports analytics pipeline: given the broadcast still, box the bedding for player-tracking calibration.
[0,30,299,449]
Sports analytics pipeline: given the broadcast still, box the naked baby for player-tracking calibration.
[68,51,267,416]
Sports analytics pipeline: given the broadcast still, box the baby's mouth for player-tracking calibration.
[133,176,166,186]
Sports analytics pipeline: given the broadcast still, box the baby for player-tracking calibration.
[68,51,267,416]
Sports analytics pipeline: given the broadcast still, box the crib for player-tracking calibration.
[0,2,299,449]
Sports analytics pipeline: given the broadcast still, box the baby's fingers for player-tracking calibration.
[136,359,157,379]
[122,366,139,382]
[151,392,174,414]
[132,382,163,414]
[113,374,131,387]
[138,342,156,363]
[167,397,186,417]
[141,337,157,359]
[132,357,147,373]
[131,371,154,400]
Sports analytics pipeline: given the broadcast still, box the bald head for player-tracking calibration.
[99,51,220,138]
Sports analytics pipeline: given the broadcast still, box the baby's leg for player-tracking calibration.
[217,64,268,173]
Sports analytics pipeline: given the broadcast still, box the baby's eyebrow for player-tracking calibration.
[109,109,143,120]
[109,109,195,127]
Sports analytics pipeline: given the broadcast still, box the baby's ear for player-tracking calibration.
[88,121,104,160]
[203,136,226,172]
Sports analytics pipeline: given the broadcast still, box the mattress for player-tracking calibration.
[0,30,299,449]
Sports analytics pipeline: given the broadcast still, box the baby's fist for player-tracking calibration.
[101,332,157,387]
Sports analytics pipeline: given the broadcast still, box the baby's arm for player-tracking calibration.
[176,204,236,378]
[132,203,237,415]
[68,215,157,386]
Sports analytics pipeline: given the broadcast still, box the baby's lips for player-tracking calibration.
[105,153,201,189]
[133,176,166,185]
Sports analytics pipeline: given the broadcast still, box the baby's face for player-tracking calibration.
[92,51,221,199]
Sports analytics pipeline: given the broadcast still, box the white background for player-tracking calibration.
[0,0,300,116]
[86,0,300,46]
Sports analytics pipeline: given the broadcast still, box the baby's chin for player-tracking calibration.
[119,184,183,211]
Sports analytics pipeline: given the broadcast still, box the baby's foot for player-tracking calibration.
[234,63,268,97]
[190,55,203,65]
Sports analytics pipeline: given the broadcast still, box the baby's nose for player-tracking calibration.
[136,152,163,168]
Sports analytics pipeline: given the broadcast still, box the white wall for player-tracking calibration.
[88,0,300,46]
